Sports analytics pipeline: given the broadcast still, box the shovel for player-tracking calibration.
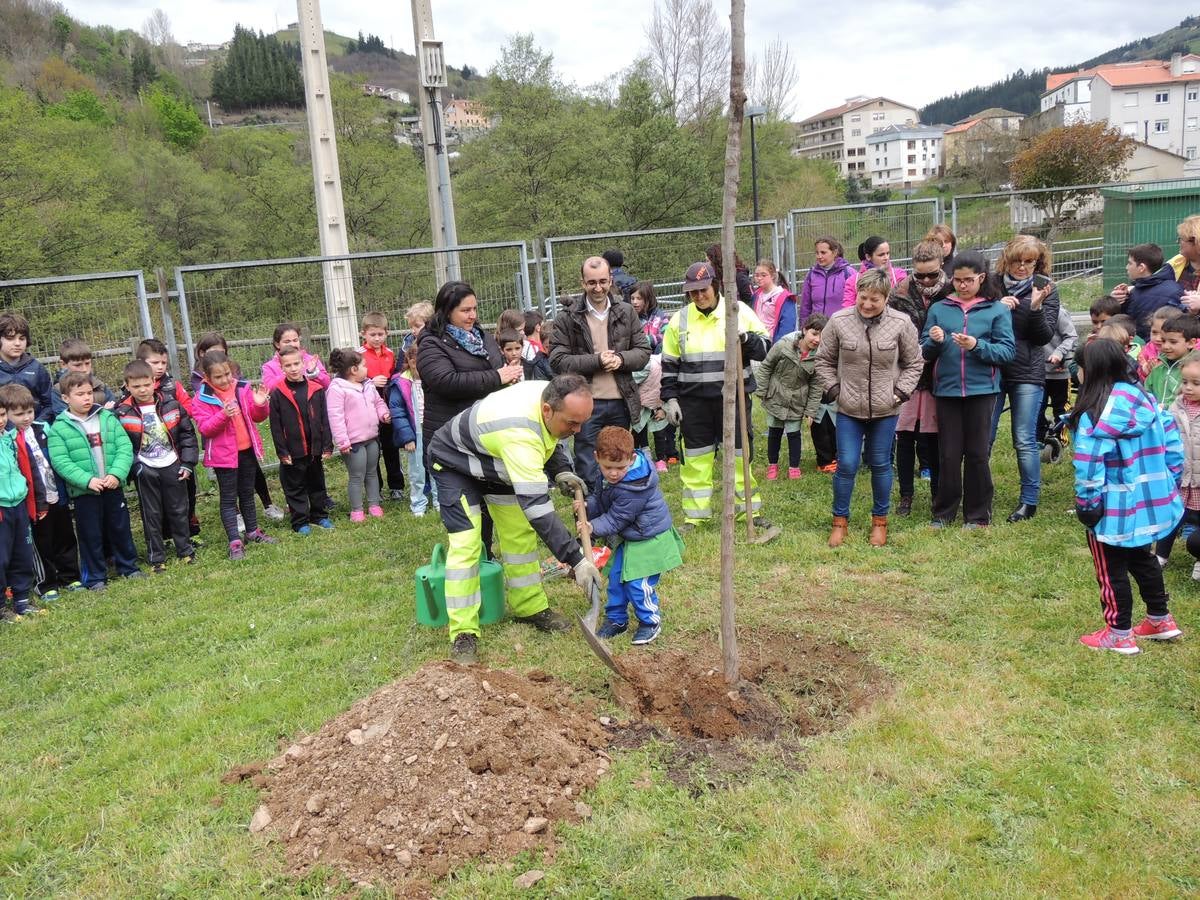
[736,341,782,545]
[572,485,628,680]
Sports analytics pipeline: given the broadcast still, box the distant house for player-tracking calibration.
[1033,53,1200,162]
[443,98,489,131]
[363,84,412,104]
[792,96,919,178]
[943,109,1023,171]
[865,124,945,187]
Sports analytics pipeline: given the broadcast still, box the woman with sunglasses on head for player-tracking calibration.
[888,239,955,517]
[987,235,1060,524]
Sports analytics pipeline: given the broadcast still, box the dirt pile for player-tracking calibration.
[240,661,609,892]
[612,631,889,740]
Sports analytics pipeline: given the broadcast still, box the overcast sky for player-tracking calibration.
[68,0,1197,115]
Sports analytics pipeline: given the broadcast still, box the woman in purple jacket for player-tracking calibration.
[799,237,853,321]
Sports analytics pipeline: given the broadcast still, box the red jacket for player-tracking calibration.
[359,344,395,381]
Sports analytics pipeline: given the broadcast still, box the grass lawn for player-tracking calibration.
[3,416,1200,898]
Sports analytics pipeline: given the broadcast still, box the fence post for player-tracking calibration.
[950,197,958,237]
[531,238,547,316]
[134,272,155,339]
[154,267,181,378]
[517,241,533,311]
[545,238,559,314]
[173,268,196,376]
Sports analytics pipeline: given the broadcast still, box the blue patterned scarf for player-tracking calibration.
[446,324,489,358]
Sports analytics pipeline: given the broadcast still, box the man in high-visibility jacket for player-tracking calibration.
[660,260,773,531]
[429,374,602,664]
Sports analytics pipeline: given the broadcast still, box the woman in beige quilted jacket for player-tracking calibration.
[815,268,923,548]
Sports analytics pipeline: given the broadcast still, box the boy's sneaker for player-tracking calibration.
[39,588,61,603]
[897,496,913,517]
[350,510,366,523]
[152,563,168,575]
[766,464,779,481]
[0,608,20,623]
[189,536,205,548]
[1079,626,1140,655]
[15,600,46,617]
[1192,560,1200,582]
[919,468,931,481]
[246,529,278,544]
[125,571,147,579]
[788,467,802,479]
[818,462,838,474]
[655,459,668,473]
[450,633,478,665]
[324,497,336,512]
[228,540,245,561]
[264,504,286,521]
[88,582,107,592]
[65,581,85,592]
[368,504,385,518]
[631,622,661,645]
[390,489,405,501]
[294,524,312,536]
[181,554,196,565]
[1132,615,1183,641]
[315,518,334,530]
[412,508,426,517]
[595,620,628,639]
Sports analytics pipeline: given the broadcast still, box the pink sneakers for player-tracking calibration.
[349,509,366,523]
[1079,626,1140,655]
[766,464,779,481]
[788,467,802,479]
[655,460,668,473]
[1132,615,1183,640]
[368,505,384,518]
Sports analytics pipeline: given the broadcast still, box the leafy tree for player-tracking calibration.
[44,89,112,125]
[1009,122,1135,235]
[131,45,157,93]
[144,85,204,150]
[210,26,303,111]
[34,56,96,103]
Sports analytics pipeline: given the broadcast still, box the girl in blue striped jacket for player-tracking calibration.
[1071,338,1185,654]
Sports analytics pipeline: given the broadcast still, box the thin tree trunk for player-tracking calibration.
[719,0,746,687]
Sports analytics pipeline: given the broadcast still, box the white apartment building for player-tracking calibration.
[1040,54,1200,162]
[793,96,919,178]
[865,124,946,187]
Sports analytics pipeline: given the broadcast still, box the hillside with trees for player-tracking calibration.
[0,3,840,281]
[920,16,1200,124]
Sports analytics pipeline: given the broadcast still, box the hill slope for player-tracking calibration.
[920,15,1200,125]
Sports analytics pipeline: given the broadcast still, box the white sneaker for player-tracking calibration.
[390,489,405,501]
[1191,561,1200,581]
[236,514,246,534]
[264,504,286,521]
[411,508,426,517]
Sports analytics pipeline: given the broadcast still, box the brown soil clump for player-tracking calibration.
[612,630,889,741]
[240,661,609,894]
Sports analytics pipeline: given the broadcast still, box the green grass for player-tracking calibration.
[1058,275,1103,313]
[3,420,1200,898]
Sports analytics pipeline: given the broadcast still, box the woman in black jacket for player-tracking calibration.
[987,235,1059,523]
[417,280,522,445]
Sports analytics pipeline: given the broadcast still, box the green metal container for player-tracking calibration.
[414,543,506,628]
[1101,179,1200,290]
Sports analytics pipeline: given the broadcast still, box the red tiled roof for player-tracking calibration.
[796,96,916,125]
[945,119,981,135]
[1045,57,1200,93]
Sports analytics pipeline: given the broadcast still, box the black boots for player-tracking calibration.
[1007,503,1037,523]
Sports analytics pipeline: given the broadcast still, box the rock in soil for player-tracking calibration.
[240,660,608,892]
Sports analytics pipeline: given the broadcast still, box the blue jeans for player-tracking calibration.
[573,398,631,488]
[406,437,437,514]
[833,414,899,517]
[989,382,1043,505]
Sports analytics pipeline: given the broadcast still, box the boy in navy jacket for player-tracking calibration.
[0,384,80,605]
[574,426,682,646]
[268,346,334,533]
[0,313,53,422]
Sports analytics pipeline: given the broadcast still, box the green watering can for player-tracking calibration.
[414,543,507,628]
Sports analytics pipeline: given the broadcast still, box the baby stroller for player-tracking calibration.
[1041,412,1071,464]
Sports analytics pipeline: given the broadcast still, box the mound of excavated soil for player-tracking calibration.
[239,661,609,893]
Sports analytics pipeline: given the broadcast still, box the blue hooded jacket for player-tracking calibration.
[921,296,1016,397]
[585,449,673,542]
[1126,263,1184,340]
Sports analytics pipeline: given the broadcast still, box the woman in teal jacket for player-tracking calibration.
[920,252,1015,527]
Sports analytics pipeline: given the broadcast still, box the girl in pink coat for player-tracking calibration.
[842,236,907,307]
[260,323,331,392]
[325,347,391,521]
[192,350,277,559]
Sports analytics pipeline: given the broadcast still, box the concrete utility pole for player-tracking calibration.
[411,0,460,283]
[296,0,358,348]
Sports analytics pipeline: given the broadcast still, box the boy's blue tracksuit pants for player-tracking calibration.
[605,542,661,627]
[0,502,34,607]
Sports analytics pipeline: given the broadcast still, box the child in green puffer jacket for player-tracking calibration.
[0,390,36,619]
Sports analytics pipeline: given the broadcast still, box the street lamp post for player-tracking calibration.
[746,105,767,262]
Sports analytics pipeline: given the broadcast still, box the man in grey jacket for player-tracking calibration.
[549,256,652,487]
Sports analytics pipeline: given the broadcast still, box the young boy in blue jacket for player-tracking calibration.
[573,425,683,645]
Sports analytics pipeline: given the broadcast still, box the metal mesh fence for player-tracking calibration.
[542,221,780,315]
[0,271,153,389]
[173,243,531,378]
[787,198,940,284]
[1101,179,1200,290]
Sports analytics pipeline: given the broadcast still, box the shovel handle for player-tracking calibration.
[573,484,594,558]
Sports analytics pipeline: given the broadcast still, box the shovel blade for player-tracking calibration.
[581,581,602,631]
[577,614,627,680]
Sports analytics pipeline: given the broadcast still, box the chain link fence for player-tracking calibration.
[172,243,531,378]
[786,198,941,286]
[541,221,781,315]
[0,271,154,389]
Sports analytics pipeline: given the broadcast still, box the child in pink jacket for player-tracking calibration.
[260,323,331,392]
[192,350,277,559]
[325,347,390,521]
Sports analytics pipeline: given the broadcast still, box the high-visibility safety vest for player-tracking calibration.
[659,297,769,401]
[429,380,581,565]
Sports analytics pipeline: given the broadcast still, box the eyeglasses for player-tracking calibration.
[583,279,611,288]
[912,271,942,282]
[1011,258,1039,267]
[952,274,983,284]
